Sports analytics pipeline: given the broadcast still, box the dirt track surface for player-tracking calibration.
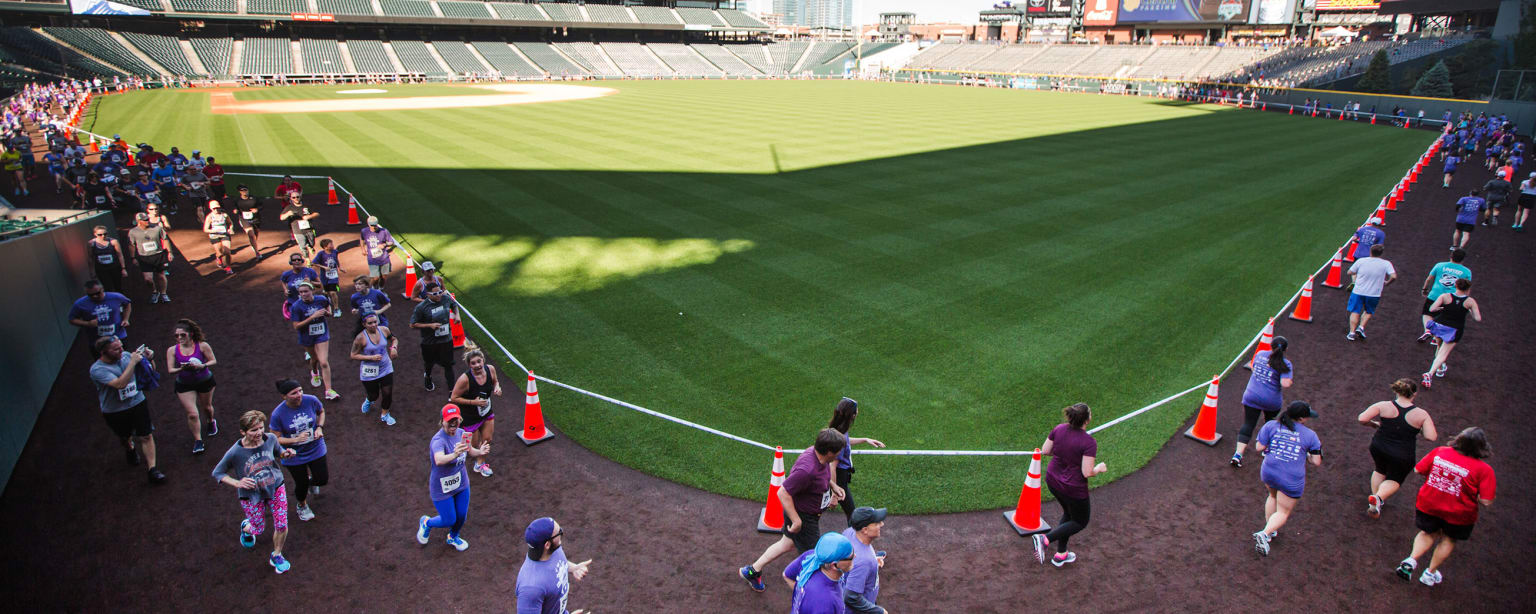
[1,126,1532,613]
[207,83,615,114]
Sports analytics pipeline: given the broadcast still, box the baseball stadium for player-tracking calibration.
[0,0,1531,611]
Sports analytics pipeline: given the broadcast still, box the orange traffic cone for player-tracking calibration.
[1388,185,1401,209]
[1322,249,1345,288]
[326,177,339,205]
[1003,448,1051,536]
[89,139,99,153]
[1288,105,1293,115]
[1342,235,1359,263]
[1371,114,1377,125]
[1184,375,1222,446]
[126,151,135,166]
[1385,193,1396,212]
[518,371,555,445]
[401,255,417,300]
[1372,204,1387,226]
[756,446,787,533]
[448,300,467,349]
[1246,318,1274,370]
[347,195,360,225]
[1289,278,1315,322]
[1338,110,1344,121]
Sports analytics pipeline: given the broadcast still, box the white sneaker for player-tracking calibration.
[310,485,321,496]
[1419,569,1442,587]
[296,504,315,521]
[1051,551,1076,567]
[1031,533,1049,564]
[478,463,493,477]
[417,515,430,545]
[1435,363,1448,377]
[1253,531,1271,556]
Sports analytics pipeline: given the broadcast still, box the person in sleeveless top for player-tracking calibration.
[449,347,502,478]
[349,313,398,426]
[201,201,234,274]
[165,318,218,455]
[1423,278,1482,388]
[88,225,127,293]
[1357,378,1438,518]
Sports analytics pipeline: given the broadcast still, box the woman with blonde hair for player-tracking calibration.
[449,344,502,477]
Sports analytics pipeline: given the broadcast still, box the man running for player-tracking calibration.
[1419,249,1471,342]
[90,336,165,484]
[360,216,395,290]
[1451,189,1487,251]
[127,212,173,303]
[410,282,459,392]
[279,193,318,259]
[1351,217,1385,261]
[69,279,132,344]
[1345,244,1396,341]
[739,428,846,592]
[232,184,264,258]
[840,507,889,614]
[1481,169,1511,226]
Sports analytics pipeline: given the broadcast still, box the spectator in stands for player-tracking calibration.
[269,379,329,522]
[165,318,219,455]
[127,212,173,303]
[88,225,128,292]
[1346,243,1396,341]
[212,409,296,575]
[89,336,165,484]
[410,281,459,392]
[1358,378,1437,519]
[69,278,132,343]
[360,216,396,291]
[1394,427,1495,587]
[516,517,592,613]
[739,428,845,592]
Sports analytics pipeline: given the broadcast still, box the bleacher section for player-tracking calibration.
[317,0,375,15]
[801,42,853,71]
[728,44,772,74]
[379,0,436,17]
[538,2,586,21]
[584,4,634,23]
[676,7,726,26]
[44,27,159,75]
[120,32,197,76]
[695,44,760,76]
[471,41,543,77]
[299,38,345,74]
[1135,46,1215,79]
[603,43,671,77]
[490,2,548,20]
[246,0,307,15]
[190,37,233,75]
[345,39,394,73]
[515,41,585,75]
[766,41,807,74]
[718,8,768,28]
[431,40,488,74]
[0,27,124,78]
[241,37,293,74]
[168,0,236,13]
[112,0,165,10]
[650,43,720,77]
[554,42,619,75]
[630,5,680,24]
[438,1,494,18]
[389,39,445,75]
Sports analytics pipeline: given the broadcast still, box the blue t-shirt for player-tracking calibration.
[836,432,852,470]
[288,296,331,345]
[1455,196,1487,224]
[350,288,391,326]
[269,395,326,465]
[1352,225,1384,260]
[1240,350,1292,412]
[515,547,570,614]
[1426,262,1472,301]
[785,549,846,614]
[69,292,131,339]
[281,267,321,300]
[311,249,341,283]
[1256,421,1321,497]
[43,152,63,173]
[839,527,880,606]
[133,180,158,198]
[1443,156,1460,173]
[151,165,176,187]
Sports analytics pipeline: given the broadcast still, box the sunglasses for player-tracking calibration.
[94,232,106,237]
[174,332,189,337]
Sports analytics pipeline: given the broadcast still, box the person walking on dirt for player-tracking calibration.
[1358,379,1438,519]
[1451,189,1487,250]
[279,192,318,260]
[739,428,846,592]
[516,516,593,613]
[127,212,173,303]
[828,397,885,524]
[232,185,264,259]
[1230,336,1293,468]
[1396,427,1496,587]
[1517,172,1536,231]
[212,409,296,575]
[449,346,502,478]
[69,278,132,343]
[360,216,396,290]
[410,282,458,392]
[1252,401,1322,557]
[416,404,487,552]
[349,313,398,426]
[87,226,128,293]
[781,531,855,614]
[1422,278,1481,389]
[310,238,344,317]
[165,318,219,455]
[270,379,328,523]
[202,201,234,274]
[288,282,339,400]
[1032,402,1107,568]
[89,336,165,484]
[1345,244,1396,341]
[1420,249,1471,341]
[839,507,888,614]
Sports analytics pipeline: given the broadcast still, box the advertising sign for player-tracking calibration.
[1314,0,1380,10]
[1051,0,1072,12]
[1115,0,1252,23]
[1250,0,1296,24]
[69,0,151,15]
[1026,0,1048,13]
[1083,0,1120,25]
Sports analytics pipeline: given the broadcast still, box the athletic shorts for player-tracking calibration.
[1429,321,1463,344]
[1488,197,1506,209]
[1414,509,1474,541]
[135,252,168,272]
[293,231,315,250]
[1369,444,1415,483]
[782,510,821,554]
[369,262,392,277]
[1346,293,1380,314]
[320,281,339,293]
[1455,222,1476,233]
[207,234,230,245]
[173,375,217,395]
[102,399,154,439]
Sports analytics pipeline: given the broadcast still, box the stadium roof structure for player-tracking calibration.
[1376,0,1502,14]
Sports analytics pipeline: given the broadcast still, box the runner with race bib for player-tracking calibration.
[417,404,487,552]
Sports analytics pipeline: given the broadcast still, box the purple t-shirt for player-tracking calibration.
[310,249,341,284]
[1456,196,1487,224]
[783,447,832,515]
[69,292,131,339]
[1352,225,1384,260]
[281,267,321,300]
[1241,350,1292,412]
[1257,421,1322,497]
[784,549,846,614]
[269,395,326,465]
[515,547,570,614]
[360,227,394,266]
[1044,423,1098,500]
[428,428,469,501]
[839,527,880,605]
[288,295,331,346]
[1443,155,1460,173]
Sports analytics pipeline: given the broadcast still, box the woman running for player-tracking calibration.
[349,313,398,426]
[417,404,488,551]
[202,200,234,274]
[270,379,328,522]
[88,225,127,293]
[1395,427,1496,587]
[348,275,392,338]
[449,346,503,477]
[1443,152,1461,188]
[1423,278,1482,388]
[1358,379,1438,518]
[212,410,296,574]
[165,318,219,455]
[1231,336,1293,468]
[827,397,885,524]
[1252,401,1322,556]
[288,282,339,400]
[1032,402,1107,567]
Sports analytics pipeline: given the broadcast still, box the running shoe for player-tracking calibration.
[192,440,205,455]
[361,399,372,414]
[446,535,469,552]
[333,309,342,318]
[1229,453,1242,469]
[478,463,493,477]
[1421,373,1433,389]
[738,566,765,592]
[1355,327,1368,340]
[417,515,431,545]
[1345,332,1358,341]
[160,294,170,303]
[239,519,256,548]
[1252,531,1271,556]
[147,467,167,484]
[150,292,161,304]
[1436,363,1449,378]
[1417,330,1433,343]
[206,419,218,436]
[1419,569,1442,587]
[224,267,233,275]
[381,413,397,426]
[269,553,291,574]
[1396,558,1417,581]
[1051,552,1077,568]
[296,504,315,521]
[125,446,139,466]
[310,371,321,387]
[304,351,312,362]
[424,377,436,392]
[324,389,341,401]
[1367,495,1382,519]
[1429,335,1442,346]
[310,485,321,496]
[1031,533,1049,564]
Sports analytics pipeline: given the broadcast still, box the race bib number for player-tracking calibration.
[297,428,314,442]
[146,192,161,204]
[118,379,138,400]
[93,195,106,205]
[325,268,339,280]
[361,363,381,379]
[242,211,254,220]
[435,322,451,336]
[478,400,491,416]
[209,223,226,234]
[210,175,223,182]
[96,254,114,264]
[140,241,158,253]
[297,220,311,230]
[439,472,462,494]
[820,489,834,510]
[307,322,326,336]
[369,247,383,259]
[97,323,115,337]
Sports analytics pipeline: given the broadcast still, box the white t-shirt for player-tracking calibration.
[1347,257,1396,298]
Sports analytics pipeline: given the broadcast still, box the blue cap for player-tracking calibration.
[524,517,556,547]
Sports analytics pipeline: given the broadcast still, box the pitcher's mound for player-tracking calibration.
[210,84,615,114]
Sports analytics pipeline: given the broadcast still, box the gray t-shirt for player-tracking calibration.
[1348,257,1397,298]
[127,225,167,257]
[211,433,288,501]
[411,296,459,345]
[90,355,144,413]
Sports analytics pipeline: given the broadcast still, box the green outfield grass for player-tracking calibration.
[92,80,1431,512]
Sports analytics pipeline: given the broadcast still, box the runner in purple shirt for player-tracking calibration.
[1252,402,1323,556]
[516,516,593,614]
[1231,339,1293,468]
[1352,218,1385,260]
[1452,189,1487,250]
[360,217,395,290]
[417,404,487,551]
[269,380,327,522]
[740,429,846,592]
[1033,403,1107,567]
[783,532,855,614]
[287,283,337,400]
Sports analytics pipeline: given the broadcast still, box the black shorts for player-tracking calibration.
[1455,222,1475,233]
[421,342,454,367]
[1520,193,1535,210]
[173,376,216,395]
[782,510,821,554]
[1488,197,1506,209]
[321,281,340,293]
[1369,444,1415,483]
[1414,509,1474,541]
[102,400,154,439]
[207,235,230,245]
[135,252,168,272]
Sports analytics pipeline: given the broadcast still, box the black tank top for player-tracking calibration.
[1371,400,1421,458]
[90,239,117,267]
[1433,294,1470,330]
[457,367,497,421]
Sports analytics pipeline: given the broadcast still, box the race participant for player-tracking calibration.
[1442,151,1461,188]
[1394,427,1496,587]
[68,278,131,343]
[1518,172,1536,231]
[409,261,444,302]
[1422,278,1482,388]
[212,409,296,574]
[187,149,207,172]
[349,275,392,337]
[309,238,344,317]
[349,313,397,425]
[1349,217,1385,261]
[827,397,885,524]
[739,428,845,592]
[516,517,593,613]
[410,282,459,392]
[279,252,321,304]
[89,336,165,484]
[165,318,219,454]
[839,507,889,613]
[781,532,855,613]
[1358,378,1437,519]
[1251,401,1322,557]
[278,192,318,259]
[288,282,339,401]
[1032,402,1108,567]
[62,157,91,200]
[232,185,264,259]
[1,144,22,197]
[1450,188,1486,250]
[449,347,503,477]
[42,147,66,193]
[416,404,488,551]
[92,155,122,190]
[150,158,179,215]
[359,216,395,290]
[127,212,172,303]
[130,171,160,210]
[1230,337,1292,468]
[166,146,188,173]
[144,202,172,231]
[9,128,34,180]
[1345,244,1396,341]
[87,225,128,293]
[274,175,302,200]
[180,165,211,220]
[1481,169,1511,226]
[1419,249,1470,340]
[79,172,113,210]
[270,379,328,522]
[204,156,226,199]
[202,201,235,274]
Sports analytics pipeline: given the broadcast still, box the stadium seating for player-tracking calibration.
[1135,46,1217,79]
[650,43,721,77]
[801,42,853,70]
[766,40,808,74]
[630,5,680,25]
[431,40,489,74]
[120,32,198,76]
[1072,45,1153,78]
[694,44,761,76]
[299,38,346,74]
[471,41,544,77]
[379,0,435,18]
[190,36,233,75]
[317,0,375,15]
[514,41,586,75]
[112,0,165,11]
[345,39,395,73]
[438,1,494,19]
[246,0,307,15]
[241,37,294,74]
[389,39,446,75]
[717,8,768,29]
[538,2,586,21]
[1199,46,1274,81]
[490,2,548,20]
[44,27,159,75]
[554,42,619,75]
[676,7,726,27]
[727,44,773,74]
[583,4,634,24]
[0,27,122,78]
[602,43,671,77]
[168,0,236,13]
[1013,45,1095,74]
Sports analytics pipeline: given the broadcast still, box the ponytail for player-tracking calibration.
[1268,336,1289,374]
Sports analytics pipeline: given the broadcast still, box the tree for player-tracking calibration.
[1412,60,1455,98]
[1356,49,1393,93]
[1512,0,1536,69]
[1444,39,1499,98]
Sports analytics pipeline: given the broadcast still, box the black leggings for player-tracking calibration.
[835,467,855,524]
[1044,483,1091,553]
[285,456,329,504]
[1238,405,1279,444]
[421,343,455,387]
[362,372,394,410]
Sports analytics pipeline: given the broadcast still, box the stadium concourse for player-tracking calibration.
[0,77,1530,612]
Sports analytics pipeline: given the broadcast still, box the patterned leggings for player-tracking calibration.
[240,484,290,535]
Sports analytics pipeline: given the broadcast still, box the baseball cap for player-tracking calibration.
[1497,169,1507,177]
[192,150,200,154]
[1287,400,1318,419]
[849,507,887,530]
[366,215,379,226]
[441,403,462,422]
[1369,217,1382,225]
[524,517,557,546]
[208,200,220,209]
[134,212,148,221]
[419,261,436,272]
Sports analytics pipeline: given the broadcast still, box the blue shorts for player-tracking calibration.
[1428,321,1462,344]
[1346,293,1380,314]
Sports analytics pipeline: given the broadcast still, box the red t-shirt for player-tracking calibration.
[138,151,165,167]
[204,164,224,185]
[1414,446,1496,526]
[275,181,302,198]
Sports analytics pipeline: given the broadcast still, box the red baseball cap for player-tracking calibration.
[441,403,461,422]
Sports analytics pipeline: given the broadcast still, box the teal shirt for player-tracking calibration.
[1427,262,1471,301]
